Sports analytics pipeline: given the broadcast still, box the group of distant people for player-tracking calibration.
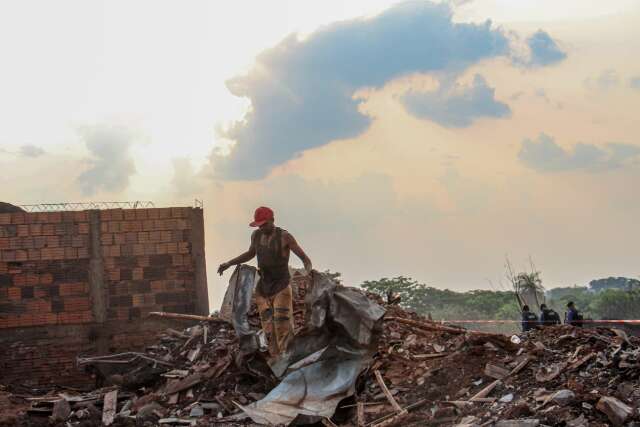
[521,301,583,332]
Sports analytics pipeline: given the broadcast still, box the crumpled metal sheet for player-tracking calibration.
[220,265,261,354]
[236,270,385,426]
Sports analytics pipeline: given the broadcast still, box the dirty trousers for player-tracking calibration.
[255,284,294,357]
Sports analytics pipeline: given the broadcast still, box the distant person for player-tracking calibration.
[217,206,312,357]
[565,301,583,327]
[539,304,561,326]
[521,305,539,332]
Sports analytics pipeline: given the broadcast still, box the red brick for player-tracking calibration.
[64,247,77,259]
[149,231,162,242]
[166,242,178,254]
[47,212,62,223]
[28,249,41,260]
[7,287,21,301]
[29,224,42,236]
[11,213,25,224]
[42,224,55,236]
[100,210,112,221]
[77,223,89,234]
[142,220,154,231]
[108,269,120,281]
[138,232,149,243]
[111,210,124,221]
[124,232,137,243]
[123,209,137,220]
[132,268,144,280]
[156,243,168,254]
[128,221,142,232]
[0,213,10,225]
[15,250,28,262]
[157,208,171,219]
[39,273,53,285]
[114,233,125,245]
[171,207,188,218]
[74,211,88,222]
[59,282,87,296]
[17,225,29,237]
[178,242,190,254]
[0,238,8,250]
[135,209,148,220]
[77,247,90,258]
[147,209,159,219]
[101,233,113,245]
[46,235,60,247]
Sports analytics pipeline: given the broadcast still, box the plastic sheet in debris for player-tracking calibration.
[235,271,386,425]
[219,265,265,354]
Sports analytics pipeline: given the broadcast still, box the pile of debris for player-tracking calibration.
[2,273,640,427]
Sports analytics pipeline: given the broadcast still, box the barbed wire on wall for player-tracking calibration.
[19,201,156,212]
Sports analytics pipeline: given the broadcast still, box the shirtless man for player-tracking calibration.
[217,206,312,356]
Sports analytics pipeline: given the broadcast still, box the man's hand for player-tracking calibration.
[217,262,230,276]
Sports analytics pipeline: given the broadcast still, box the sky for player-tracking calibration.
[1,0,639,308]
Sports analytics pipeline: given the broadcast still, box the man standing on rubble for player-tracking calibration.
[521,305,538,332]
[217,206,312,357]
[539,304,561,326]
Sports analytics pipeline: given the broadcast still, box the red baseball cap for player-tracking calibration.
[250,206,274,227]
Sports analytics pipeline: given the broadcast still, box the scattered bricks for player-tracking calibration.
[0,213,10,225]
[156,243,168,254]
[124,232,137,244]
[161,231,172,242]
[108,221,121,233]
[78,247,89,258]
[73,211,88,222]
[178,242,190,254]
[149,230,162,242]
[131,294,146,307]
[137,256,150,268]
[77,222,89,234]
[109,282,129,295]
[138,232,150,243]
[25,273,39,286]
[172,254,184,266]
[114,233,125,245]
[142,220,154,232]
[0,238,8,249]
[166,242,178,254]
[128,221,142,232]
[100,222,109,233]
[0,263,7,274]
[72,235,89,249]
[34,286,49,298]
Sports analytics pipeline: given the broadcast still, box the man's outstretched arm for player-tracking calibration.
[286,233,312,273]
[218,235,256,275]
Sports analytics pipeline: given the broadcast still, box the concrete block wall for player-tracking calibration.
[0,206,208,386]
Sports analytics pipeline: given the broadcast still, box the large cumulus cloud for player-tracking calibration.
[213,1,565,180]
[402,74,510,127]
[213,2,512,180]
[519,134,640,173]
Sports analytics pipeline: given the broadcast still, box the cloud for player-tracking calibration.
[401,74,510,127]
[585,69,619,91]
[518,134,640,173]
[212,1,515,180]
[630,76,640,89]
[525,30,567,67]
[19,144,46,158]
[171,158,205,196]
[76,124,137,196]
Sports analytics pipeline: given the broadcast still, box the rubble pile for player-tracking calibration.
[2,285,640,426]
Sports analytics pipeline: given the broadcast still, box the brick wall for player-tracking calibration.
[0,207,208,386]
